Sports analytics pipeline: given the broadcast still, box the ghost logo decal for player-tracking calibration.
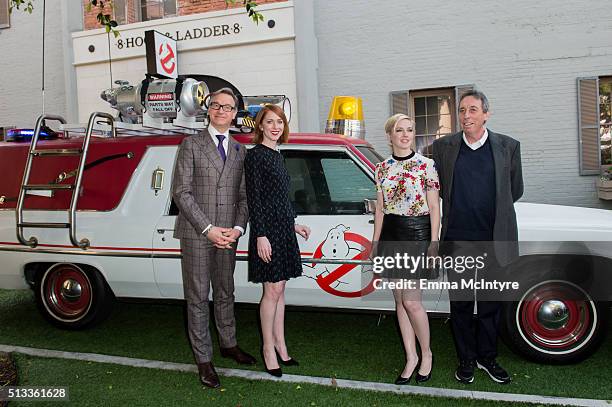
[306,224,375,298]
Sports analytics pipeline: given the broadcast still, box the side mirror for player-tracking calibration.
[363,198,377,215]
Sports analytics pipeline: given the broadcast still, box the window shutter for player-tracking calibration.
[390,91,410,116]
[577,77,600,175]
[454,84,474,131]
[0,0,10,29]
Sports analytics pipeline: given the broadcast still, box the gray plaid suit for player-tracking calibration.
[172,128,248,364]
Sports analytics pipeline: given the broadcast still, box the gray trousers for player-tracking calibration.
[180,238,238,364]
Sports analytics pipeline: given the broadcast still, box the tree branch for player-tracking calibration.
[9,0,264,37]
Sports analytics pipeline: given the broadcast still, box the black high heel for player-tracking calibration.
[394,374,413,385]
[415,355,433,383]
[394,360,419,385]
[261,349,282,377]
[275,348,299,366]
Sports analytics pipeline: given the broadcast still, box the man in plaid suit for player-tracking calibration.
[172,88,256,389]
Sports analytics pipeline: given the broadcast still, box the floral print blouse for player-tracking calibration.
[375,152,440,216]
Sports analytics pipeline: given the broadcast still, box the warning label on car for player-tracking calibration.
[147,92,175,113]
[148,93,174,101]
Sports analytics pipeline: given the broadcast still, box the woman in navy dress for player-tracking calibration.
[244,104,310,377]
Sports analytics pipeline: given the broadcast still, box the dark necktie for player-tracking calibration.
[216,134,226,162]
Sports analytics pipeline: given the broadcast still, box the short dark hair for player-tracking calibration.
[208,87,239,107]
[459,90,490,113]
[252,104,290,144]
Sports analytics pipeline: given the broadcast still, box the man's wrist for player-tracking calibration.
[202,224,213,236]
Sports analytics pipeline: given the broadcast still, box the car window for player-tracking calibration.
[283,150,375,215]
[355,146,384,165]
[168,150,376,217]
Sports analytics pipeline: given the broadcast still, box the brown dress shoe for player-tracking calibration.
[197,362,220,388]
[220,346,257,365]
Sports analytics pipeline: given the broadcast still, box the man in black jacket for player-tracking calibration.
[432,90,523,384]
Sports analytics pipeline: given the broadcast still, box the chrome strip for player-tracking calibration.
[0,246,374,265]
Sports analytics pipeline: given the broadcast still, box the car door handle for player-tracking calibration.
[157,228,174,234]
[368,219,374,224]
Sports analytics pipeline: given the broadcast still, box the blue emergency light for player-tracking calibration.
[5,128,57,142]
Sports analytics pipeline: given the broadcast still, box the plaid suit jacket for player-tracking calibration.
[172,129,248,240]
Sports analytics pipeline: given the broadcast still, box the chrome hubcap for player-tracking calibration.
[60,278,83,302]
[537,300,569,330]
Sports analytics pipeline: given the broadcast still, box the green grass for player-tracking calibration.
[1,289,611,401]
[11,354,533,407]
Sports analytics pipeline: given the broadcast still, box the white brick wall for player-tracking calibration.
[0,0,81,128]
[0,5,67,128]
[313,0,612,208]
[0,3,60,127]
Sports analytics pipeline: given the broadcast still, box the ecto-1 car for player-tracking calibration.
[0,75,610,365]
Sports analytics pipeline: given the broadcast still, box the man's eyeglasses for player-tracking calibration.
[209,102,236,112]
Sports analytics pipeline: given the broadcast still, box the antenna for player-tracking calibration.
[107,32,113,87]
[41,0,46,115]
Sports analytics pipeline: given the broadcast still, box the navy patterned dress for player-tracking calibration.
[244,144,302,283]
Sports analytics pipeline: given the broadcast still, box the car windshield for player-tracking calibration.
[355,146,384,165]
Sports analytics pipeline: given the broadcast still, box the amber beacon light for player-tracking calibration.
[325,96,365,139]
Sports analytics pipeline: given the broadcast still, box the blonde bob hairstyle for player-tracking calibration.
[252,104,290,144]
[384,113,414,136]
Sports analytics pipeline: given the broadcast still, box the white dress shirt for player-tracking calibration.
[462,128,489,150]
[208,125,230,153]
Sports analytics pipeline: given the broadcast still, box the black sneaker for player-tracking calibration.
[454,360,475,383]
[476,359,511,384]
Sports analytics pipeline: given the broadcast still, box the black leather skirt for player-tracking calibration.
[377,214,435,280]
[380,214,431,242]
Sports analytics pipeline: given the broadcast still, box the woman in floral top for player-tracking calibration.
[372,114,440,385]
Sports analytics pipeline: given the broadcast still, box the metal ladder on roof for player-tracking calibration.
[16,112,116,249]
